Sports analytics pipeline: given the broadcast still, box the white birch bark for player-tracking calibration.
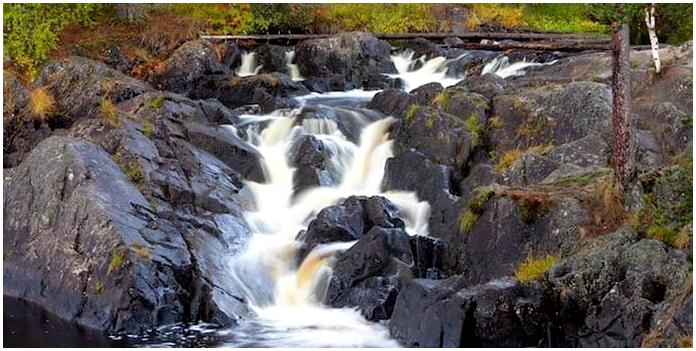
[645,4,661,73]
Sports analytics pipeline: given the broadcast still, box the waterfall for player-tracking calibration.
[221,97,429,347]
[388,50,464,92]
[481,55,556,78]
[285,50,304,82]
[237,51,262,77]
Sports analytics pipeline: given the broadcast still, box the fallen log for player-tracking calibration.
[199,31,609,43]
[447,41,662,53]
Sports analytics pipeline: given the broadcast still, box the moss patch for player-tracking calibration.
[142,119,154,138]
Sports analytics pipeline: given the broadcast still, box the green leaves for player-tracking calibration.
[3,3,106,76]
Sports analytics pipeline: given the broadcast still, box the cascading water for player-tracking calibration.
[285,50,304,82]
[218,95,429,347]
[481,55,556,78]
[237,51,263,76]
[388,50,464,92]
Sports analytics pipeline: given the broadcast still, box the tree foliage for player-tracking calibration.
[3,3,108,75]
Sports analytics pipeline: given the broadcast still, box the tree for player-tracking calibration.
[644,4,661,73]
[611,10,632,191]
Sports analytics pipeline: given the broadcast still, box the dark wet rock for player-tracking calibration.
[456,195,590,285]
[397,38,446,60]
[255,44,291,75]
[296,196,405,263]
[490,82,611,153]
[445,50,498,77]
[390,277,552,347]
[391,106,472,170]
[3,136,251,333]
[455,73,510,100]
[295,32,396,91]
[439,87,489,125]
[382,149,453,204]
[183,122,265,183]
[288,135,336,193]
[368,89,416,118]
[390,228,691,347]
[325,227,444,321]
[153,40,228,94]
[190,72,308,113]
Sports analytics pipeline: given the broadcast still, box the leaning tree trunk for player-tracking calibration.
[644,4,661,73]
[611,21,632,191]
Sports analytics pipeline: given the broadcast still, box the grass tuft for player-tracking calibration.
[142,120,154,138]
[100,98,119,127]
[464,112,484,150]
[515,254,558,282]
[107,249,124,275]
[29,87,56,121]
[145,95,166,109]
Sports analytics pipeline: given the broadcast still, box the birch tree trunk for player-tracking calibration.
[645,4,661,73]
[611,21,632,191]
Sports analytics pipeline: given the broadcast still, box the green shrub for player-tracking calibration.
[3,3,107,75]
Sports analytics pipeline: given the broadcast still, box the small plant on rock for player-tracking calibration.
[100,98,119,127]
[459,186,494,233]
[29,87,55,121]
[146,95,166,109]
[464,112,484,149]
[112,152,144,184]
[107,249,125,275]
[142,119,154,138]
[515,254,559,282]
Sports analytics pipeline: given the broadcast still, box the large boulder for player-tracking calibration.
[389,228,692,347]
[490,82,611,153]
[183,122,266,183]
[296,196,405,263]
[152,39,229,93]
[295,32,396,91]
[34,56,153,122]
[4,57,153,168]
[3,136,250,333]
[325,227,443,321]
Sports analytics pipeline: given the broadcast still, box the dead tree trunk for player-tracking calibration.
[644,3,661,73]
[611,21,632,191]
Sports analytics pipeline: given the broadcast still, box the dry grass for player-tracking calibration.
[494,148,523,172]
[100,98,119,127]
[29,87,56,121]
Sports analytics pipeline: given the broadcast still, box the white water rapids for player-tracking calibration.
[211,48,552,347]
